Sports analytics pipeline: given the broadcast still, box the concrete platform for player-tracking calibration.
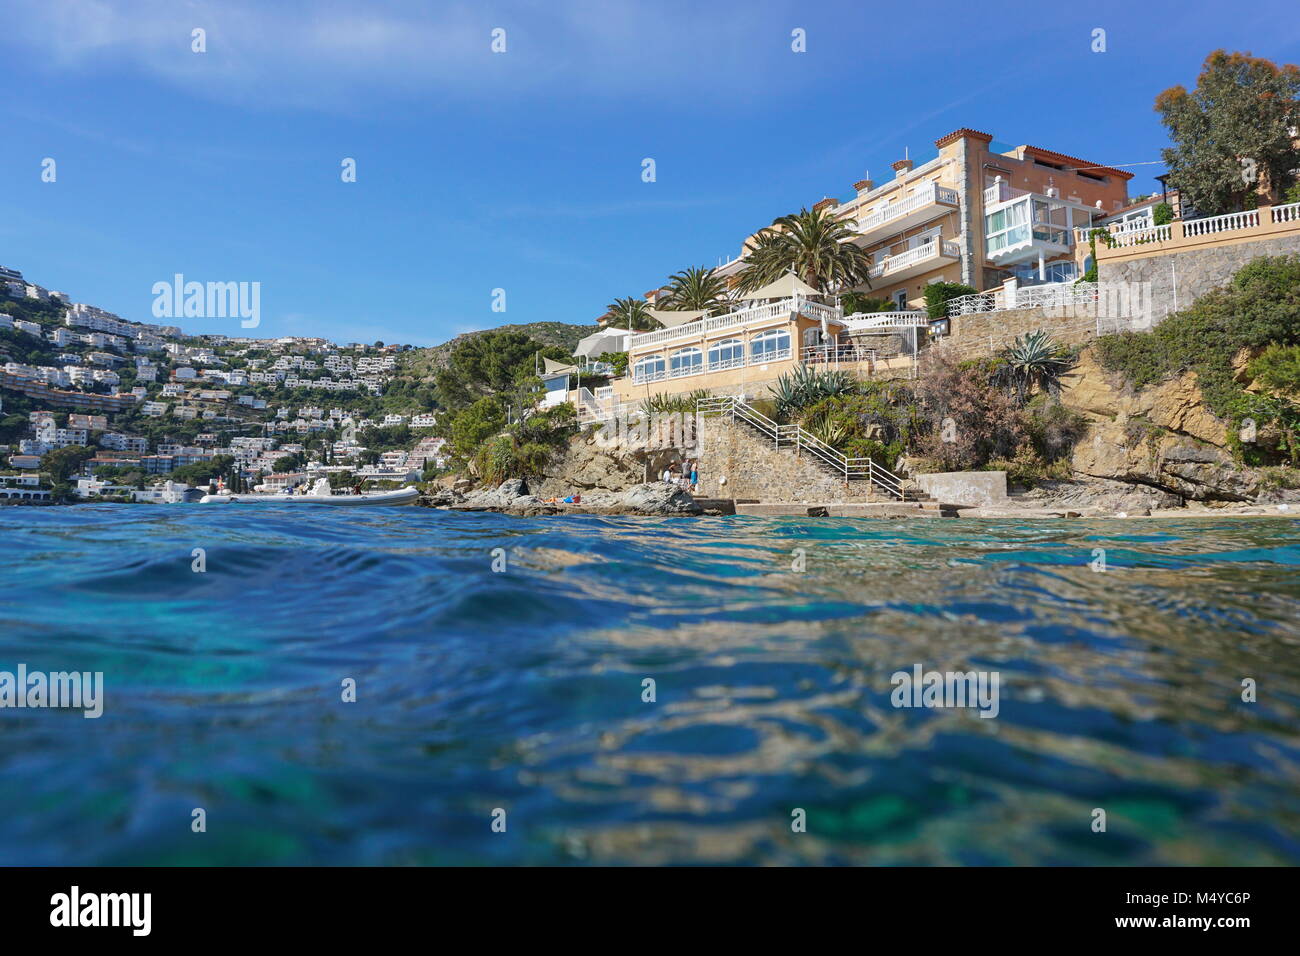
[732,500,960,518]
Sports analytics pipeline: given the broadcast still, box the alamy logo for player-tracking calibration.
[595,412,699,452]
[0,663,103,718]
[151,274,261,328]
[50,886,151,936]
[890,664,1000,718]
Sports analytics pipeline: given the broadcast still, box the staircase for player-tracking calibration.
[696,396,917,501]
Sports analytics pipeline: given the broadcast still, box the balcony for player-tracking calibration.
[632,297,841,349]
[868,238,960,283]
[853,182,961,245]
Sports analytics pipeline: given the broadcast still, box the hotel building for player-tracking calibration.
[580,128,1133,414]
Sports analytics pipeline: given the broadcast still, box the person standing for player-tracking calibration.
[688,459,698,490]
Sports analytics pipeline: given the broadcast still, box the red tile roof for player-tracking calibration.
[934,128,994,148]
[1019,145,1135,180]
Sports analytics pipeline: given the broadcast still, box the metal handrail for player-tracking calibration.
[697,395,908,500]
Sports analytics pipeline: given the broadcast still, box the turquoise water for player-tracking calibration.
[1,503,1299,865]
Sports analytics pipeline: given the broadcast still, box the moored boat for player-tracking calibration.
[199,477,419,507]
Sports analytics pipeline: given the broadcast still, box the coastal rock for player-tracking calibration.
[619,482,703,515]
[532,430,691,498]
[1022,478,1183,513]
[1062,347,1266,502]
[420,487,467,507]
[1062,349,1228,447]
[495,478,529,501]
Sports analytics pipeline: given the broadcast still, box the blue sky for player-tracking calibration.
[3,0,1298,346]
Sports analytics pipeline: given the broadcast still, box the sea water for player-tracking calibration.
[1,504,1298,865]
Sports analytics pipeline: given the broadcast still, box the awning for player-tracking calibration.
[574,330,630,358]
[542,357,578,376]
[647,308,707,328]
[739,273,821,301]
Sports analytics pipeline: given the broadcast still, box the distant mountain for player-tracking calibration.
[400,321,599,379]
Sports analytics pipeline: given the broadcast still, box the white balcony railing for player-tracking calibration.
[868,239,959,279]
[634,296,841,349]
[1106,224,1172,247]
[945,281,1100,317]
[1273,201,1300,223]
[841,310,930,330]
[983,181,1030,205]
[1076,201,1300,248]
[855,183,960,234]
[1183,208,1260,237]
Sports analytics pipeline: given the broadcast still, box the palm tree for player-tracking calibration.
[995,331,1074,404]
[602,296,660,331]
[736,206,872,298]
[662,266,729,313]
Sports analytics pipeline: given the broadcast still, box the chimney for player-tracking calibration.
[813,197,839,212]
[891,158,914,179]
[853,178,874,195]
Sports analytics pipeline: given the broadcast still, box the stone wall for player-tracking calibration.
[1103,234,1300,327]
[694,417,879,502]
[932,307,1098,362]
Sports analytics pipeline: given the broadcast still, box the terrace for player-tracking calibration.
[852,181,961,245]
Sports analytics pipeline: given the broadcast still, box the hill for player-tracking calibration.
[400,321,599,380]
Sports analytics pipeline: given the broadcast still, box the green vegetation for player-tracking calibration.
[992,331,1075,404]
[433,328,573,409]
[603,296,658,331]
[640,389,711,415]
[472,402,577,484]
[661,266,729,313]
[840,293,895,316]
[1156,50,1300,215]
[1095,255,1300,463]
[923,282,977,319]
[760,332,1085,485]
[770,365,857,421]
[399,321,597,380]
[737,206,873,294]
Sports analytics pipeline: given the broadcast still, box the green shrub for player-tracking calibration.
[1247,343,1300,395]
[1094,255,1300,464]
[771,366,856,421]
[641,388,711,415]
[923,282,978,319]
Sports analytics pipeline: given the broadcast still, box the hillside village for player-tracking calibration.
[0,264,503,503]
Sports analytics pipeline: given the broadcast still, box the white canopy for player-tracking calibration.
[542,357,578,376]
[574,330,630,359]
[647,308,707,328]
[739,273,821,301]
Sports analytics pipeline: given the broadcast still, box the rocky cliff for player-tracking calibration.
[1060,347,1284,503]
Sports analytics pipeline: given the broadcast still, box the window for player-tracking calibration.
[669,347,702,378]
[749,329,791,363]
[632,354,665,383]
[708,338,744,370]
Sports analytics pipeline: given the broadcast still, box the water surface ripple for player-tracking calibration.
[2,505,1298,865]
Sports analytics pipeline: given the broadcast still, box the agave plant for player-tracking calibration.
[771,365,856,420]
[995,330,1074,404]
[603,296,660,331]
[804,409,852,449]
[662,266,729,313]
[640,388,711,416]
[737,206,872,297]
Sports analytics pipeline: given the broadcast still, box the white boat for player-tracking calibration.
[199,477,419,507]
